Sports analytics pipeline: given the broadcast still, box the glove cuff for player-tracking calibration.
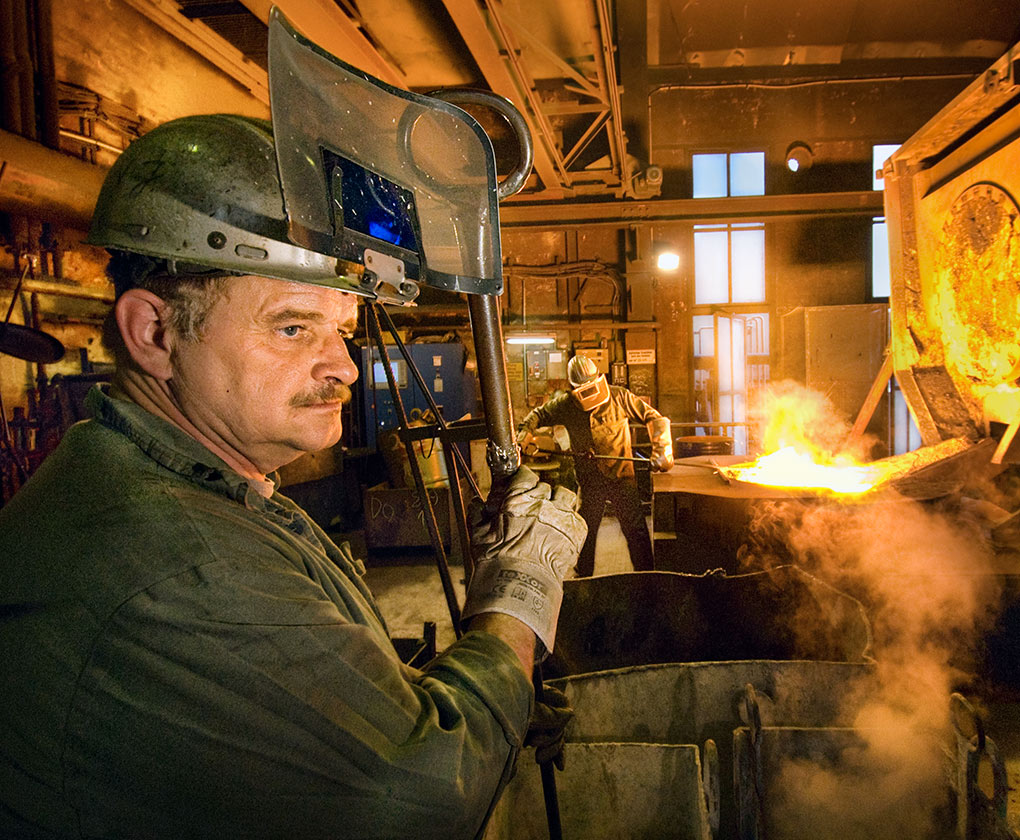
[461,557,564,653]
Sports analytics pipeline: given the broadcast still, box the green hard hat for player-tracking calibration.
[86,114,382,299]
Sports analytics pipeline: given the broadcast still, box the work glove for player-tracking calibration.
[516,428,539,456]
[526,683,574,770]
[647,417,674,472]
[462,466,586,653]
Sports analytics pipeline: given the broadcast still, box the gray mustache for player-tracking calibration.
[291,383,352,407]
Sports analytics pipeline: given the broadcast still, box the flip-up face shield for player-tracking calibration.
[268,9,503,306]
[573,374,611,411]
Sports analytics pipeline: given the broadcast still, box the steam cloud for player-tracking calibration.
[741,381,1004,838]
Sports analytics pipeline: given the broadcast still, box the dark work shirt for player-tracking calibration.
[0,386,531,839]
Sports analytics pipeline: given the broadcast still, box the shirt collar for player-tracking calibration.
[86,385,282,508]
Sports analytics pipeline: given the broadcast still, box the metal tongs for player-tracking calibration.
[668,458,734,484]
[524,445,650,464]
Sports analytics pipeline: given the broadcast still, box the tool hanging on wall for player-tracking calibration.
[0,265,66,503]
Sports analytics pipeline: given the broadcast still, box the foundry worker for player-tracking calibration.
[518,354,672,576]
[0,115,586,839]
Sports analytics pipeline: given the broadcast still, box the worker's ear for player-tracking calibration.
[114,288,175,381]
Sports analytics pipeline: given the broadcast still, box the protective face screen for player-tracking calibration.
[573,375,611,411]
[267,8,504,296]
[323,149,418,253]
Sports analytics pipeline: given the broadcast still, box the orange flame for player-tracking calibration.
[718,380,973,497]
[718,446,898,495]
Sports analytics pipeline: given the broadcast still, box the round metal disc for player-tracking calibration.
[0,322,66,363]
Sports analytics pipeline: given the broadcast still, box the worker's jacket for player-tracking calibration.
[520,385,663,481]
[0,386,531,840]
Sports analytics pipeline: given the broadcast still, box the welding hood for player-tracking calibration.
[267,8,503,305]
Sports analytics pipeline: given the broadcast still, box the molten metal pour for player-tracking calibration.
[716,431,974,496]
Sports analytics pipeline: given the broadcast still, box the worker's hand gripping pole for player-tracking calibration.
[468,292,564,840]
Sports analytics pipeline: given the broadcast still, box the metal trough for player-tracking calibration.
[545,568,873,680]
[488,656,878,839]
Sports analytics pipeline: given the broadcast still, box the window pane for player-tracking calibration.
[731,228,765,302]
[743,313,770,356]
[693,153,727,198]
[734,391,750,456]
[692,315,715,357]
[730,152,765,196]
[694,229,730,304]
[873,144,900,190]
[729,318,746,392]
[872,217,891,298]
[719,394,733,422]
[717,316,733,391]
[733,392,746,423]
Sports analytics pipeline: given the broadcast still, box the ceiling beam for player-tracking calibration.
[238,0,409,88]
[440,0,563,194]
[500,190,885,228]
[120,0,269,103]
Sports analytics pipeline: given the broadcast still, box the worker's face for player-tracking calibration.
[168,275,360,472]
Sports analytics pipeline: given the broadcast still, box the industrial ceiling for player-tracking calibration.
[157,0,1020,202]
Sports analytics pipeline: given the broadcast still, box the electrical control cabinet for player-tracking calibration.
[359,343,473,449]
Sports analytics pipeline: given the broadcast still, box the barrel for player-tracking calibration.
[674,434,733,458]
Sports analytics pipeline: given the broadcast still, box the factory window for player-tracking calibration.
[872,144,900,190]
[694,223,765,304]
[870,144,899,300]
[692,152,765,198]
[692,312,769,455]
[872,216,891,299]
[692,221,768,453]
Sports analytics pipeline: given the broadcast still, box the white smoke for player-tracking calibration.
[741,383,1004,837]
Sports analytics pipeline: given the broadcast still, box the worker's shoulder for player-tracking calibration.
[607,384,642,405]
[0,420,278,584]
[610,385,658,407]
[527,390,572,418]
[4,417,191,519]
[609,384,646,397]
[546,390,574,408]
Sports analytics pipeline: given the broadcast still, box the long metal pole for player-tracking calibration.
[467,293,520,483]
[437,87,561,840]
[467,291,562,840]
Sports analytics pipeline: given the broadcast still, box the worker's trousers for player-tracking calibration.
[574,473,653,576]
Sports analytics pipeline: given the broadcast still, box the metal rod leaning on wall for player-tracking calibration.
[365,302,463,637]
[376,306,480,499]
[374,305,479,581]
